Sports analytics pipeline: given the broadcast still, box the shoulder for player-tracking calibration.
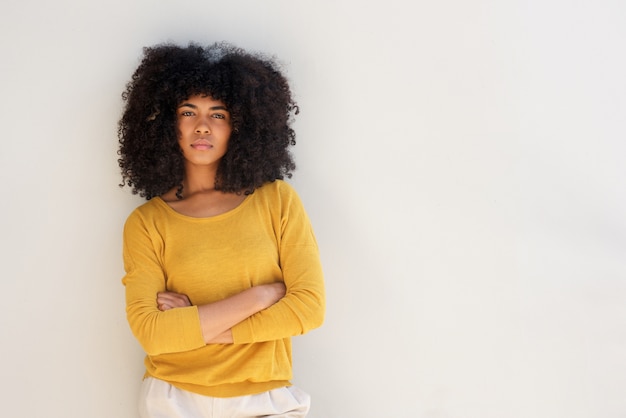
[253,180,303,210]
[256,179,297,199]
[130,197,166,215]
[124,198,167,227]
[254,180,311,224]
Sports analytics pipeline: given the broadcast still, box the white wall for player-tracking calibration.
[1,1,624,417]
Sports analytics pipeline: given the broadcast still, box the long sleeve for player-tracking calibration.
[122,210,206,356]
[231,185,325,344]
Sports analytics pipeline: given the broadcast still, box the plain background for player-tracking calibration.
[1,1,624,417]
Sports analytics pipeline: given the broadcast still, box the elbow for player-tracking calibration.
[139,341,165,357]
[127,311,167,356]
[310,302,325,330]
[298,296,325,334]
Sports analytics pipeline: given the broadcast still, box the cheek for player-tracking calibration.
[216,125,233,140]
[176,118,193,134]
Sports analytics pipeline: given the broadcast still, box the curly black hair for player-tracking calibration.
[118,42,298,199]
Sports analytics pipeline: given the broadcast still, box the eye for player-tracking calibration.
[212,113,226,119]
[180,111,195,117]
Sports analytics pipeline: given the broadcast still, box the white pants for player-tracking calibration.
[139,377,311,418]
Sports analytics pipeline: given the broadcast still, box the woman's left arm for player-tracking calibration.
[229,188,326,344]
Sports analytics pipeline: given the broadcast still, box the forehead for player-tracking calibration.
[178,94,227,109]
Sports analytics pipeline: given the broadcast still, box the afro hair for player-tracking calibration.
[118,42,298,199]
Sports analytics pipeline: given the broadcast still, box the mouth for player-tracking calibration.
[191,140,213,150]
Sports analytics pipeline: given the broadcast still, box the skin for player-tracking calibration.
[157,94,286,344]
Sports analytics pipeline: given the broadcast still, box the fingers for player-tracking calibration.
[157,291,191,311]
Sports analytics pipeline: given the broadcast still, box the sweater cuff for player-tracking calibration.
[231,318,254,344]
[178,306,206,348]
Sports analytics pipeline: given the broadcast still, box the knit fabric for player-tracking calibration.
[122,180,325,397]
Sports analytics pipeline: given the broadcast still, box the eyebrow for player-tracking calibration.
[178,103,228,111]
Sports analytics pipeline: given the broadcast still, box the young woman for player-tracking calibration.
[118,42,325,418]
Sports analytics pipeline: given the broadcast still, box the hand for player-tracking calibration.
[157,291,192,311]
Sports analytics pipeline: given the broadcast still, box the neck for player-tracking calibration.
[182,164,219,196]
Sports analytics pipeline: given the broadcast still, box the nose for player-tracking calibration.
[195,118,211,134]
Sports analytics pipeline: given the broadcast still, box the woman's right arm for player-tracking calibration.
[157,283,286,344]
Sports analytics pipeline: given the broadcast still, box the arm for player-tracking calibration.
[230,185,326,344]
[157,283,286,343]
[123,211,205,355]
[231,244,325,344]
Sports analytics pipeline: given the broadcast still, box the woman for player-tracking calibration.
[118,42,325,418]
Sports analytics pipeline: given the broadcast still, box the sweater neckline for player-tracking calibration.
[152,193,253,221]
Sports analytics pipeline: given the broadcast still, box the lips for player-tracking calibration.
[191,139,213,150]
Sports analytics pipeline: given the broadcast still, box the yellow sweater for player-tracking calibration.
[122,180,325,397]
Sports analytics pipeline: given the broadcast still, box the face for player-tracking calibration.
[176,95,232,169]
